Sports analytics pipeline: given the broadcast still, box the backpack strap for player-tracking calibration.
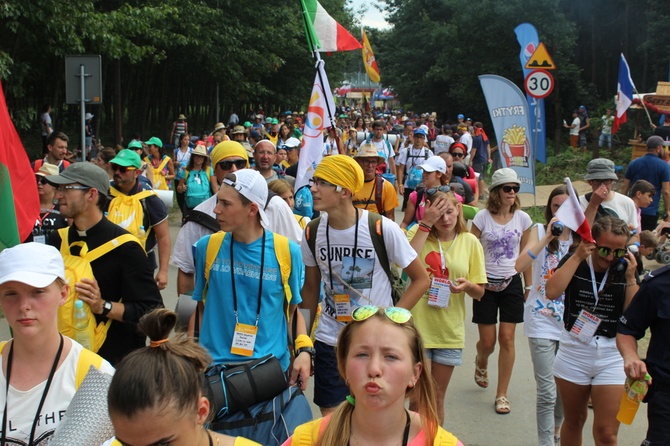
[432,426,460,446]
[367,212,394,288]
[305,217,322,263]
[75,347,104,389]
[33,159,44,172]
[202,231,226,303]
[156,156,170,172]
[86,234,143,262]
[291,417,326,446]
[184,210,220,233]
[272,233,292,320]
[375,175,384,215]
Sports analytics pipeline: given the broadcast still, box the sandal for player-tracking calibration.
[495,396,511,414]
[474,356,489,389]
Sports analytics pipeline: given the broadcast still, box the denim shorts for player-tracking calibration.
[313,340,349,408]
[425,348,463,367]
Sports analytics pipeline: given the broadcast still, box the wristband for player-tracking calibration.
[418,224,431,233]
[527,249,537,260]
[294,334,313,353]
[524,286,532,291]
[418,221,432,230]
[625,281,638,287]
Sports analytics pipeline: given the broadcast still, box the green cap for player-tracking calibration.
[127,140,143,150]
[144,136,163,148]
[110,149,142,169]
[271,118,279,125]
[243,121,253,128]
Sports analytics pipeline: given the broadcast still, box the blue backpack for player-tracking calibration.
[294,185,314,218]
[185,169,212,209]
[405,148,428,189]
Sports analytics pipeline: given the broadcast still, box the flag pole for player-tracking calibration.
[633,87,655,128]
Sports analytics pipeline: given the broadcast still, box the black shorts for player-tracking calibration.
[645,385,670,445]
[472,274,524,324]
[313,340,348,408]
[472,161,486,175]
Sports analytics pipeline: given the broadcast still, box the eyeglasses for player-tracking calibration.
[596,245,627,259]
[358,158,379,165]
[502,185,520,193]
[217,159,247,170]
[309,177,342,192]
[351,305,412,324]
[36,176,49,185]
[426,185,451,196]
[111,164,137,173]
[592,179,615,185]
[451,152,464,158]
[55,185,91,193]
[414,134,426,138]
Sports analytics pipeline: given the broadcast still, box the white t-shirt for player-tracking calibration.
[302,210,417,346]
[459,132,473,154]
[0,340,114,445]
[170,193,302,273]
[41,112,52,136]
[578,191,638,230]
[472,209,532,278]
[569,117,580,136]
[397,146,434,187]
[370,138,394,162]
[433,135,454,155]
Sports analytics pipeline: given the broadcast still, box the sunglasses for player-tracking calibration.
[426,185,451,196]
[501,185,520,193]
[217,159,247,170]
[596,245,627,259]
[111,164,137,173]
[451,152,464,158]
[351,305,413,324]
[36,176,49,185]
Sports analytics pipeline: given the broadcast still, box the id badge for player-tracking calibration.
[428,277,451,308]
[569,309,601,343]
[334,294,352,322]
[33,235,46,244]
[230,323,258,356]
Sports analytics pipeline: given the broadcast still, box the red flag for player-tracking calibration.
[0,81,39,249]
[555,177,595,243]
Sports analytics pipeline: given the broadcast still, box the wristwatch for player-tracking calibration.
[101,300,113,317]
[295,346,316,358]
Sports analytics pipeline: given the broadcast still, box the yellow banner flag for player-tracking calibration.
[361,27,380,83]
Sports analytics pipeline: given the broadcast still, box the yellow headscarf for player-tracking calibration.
[211,141,249,167]
[314,155,364,193]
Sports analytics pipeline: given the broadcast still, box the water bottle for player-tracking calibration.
[616,374,651,424]
[138,225,146,238]
[73,299,92,350]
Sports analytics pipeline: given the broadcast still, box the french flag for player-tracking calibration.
[612,54,635,135]
[555,178,595,243]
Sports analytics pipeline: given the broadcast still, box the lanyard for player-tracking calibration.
[230,231,266,326]
[1,335,64,446]
[587,256,609,308]
[326,208,359,291]
[37,206,56,227]
[437,233,458,273]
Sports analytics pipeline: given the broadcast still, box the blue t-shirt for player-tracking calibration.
[192,231,304,370]
[624,153,670,216]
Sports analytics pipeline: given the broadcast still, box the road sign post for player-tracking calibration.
[65,55,102,161]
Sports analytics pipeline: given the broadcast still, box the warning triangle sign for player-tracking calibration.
[525,42,555,70]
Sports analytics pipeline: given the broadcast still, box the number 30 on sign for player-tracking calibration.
[524,69,554,99]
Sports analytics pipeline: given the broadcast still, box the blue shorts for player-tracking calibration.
[425,348,463,367]
[313,340,349,409]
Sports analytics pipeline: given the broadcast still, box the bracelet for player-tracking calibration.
[418,224,431,233]
[418,221,432,230]
[524,286,532,291]
[527,249,537,260]
[625,281,638,287]
[294,334,313,353]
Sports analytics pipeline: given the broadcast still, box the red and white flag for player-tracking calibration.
[612,53,635,135]
[555,177,595,243]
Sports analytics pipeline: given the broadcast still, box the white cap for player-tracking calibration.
[222,169,269,227]
[0,243,65,288]
[284,137,301,148]
[419,156,447,173]
[85,113,94,120]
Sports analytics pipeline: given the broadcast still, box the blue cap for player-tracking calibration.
[457,114,464,119]
[413,128,427,136]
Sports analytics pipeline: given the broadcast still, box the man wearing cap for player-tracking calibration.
[580,158,638,233]
[171,141,302,299]
[265,118,280,146]
[253,139,295,186]
[301,155,430,414]
[397,128,434,211]
[283,137,303,178]
[366,120,397,179]
[621,135,670,231]
[191,168,311,387]
[352,143,399,219]
[107,149,171,290]
[227,111,239,127]
[46,163,163,364]
[32,131,71,173]
[26,162,68,243]
[170,113,188,148]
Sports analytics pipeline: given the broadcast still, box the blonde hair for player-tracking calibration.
[316,312,438,446]
[426,190,467,236]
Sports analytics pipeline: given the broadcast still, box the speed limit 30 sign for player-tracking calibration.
[524,69,554,99]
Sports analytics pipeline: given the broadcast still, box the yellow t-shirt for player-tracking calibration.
[352,176,399,214]
[234,437,261,446]
[407,228,487,348]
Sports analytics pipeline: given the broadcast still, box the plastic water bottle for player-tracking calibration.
[73,299,92,350]
[138,225,146,238]
[616,374,651,424]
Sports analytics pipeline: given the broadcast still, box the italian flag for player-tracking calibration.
[555,177,595,243]
[301,0,362,52]
[0,81,40,250]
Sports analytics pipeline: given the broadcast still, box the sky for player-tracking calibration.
[349,0,390,30]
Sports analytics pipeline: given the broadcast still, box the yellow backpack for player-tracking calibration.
[290,417,460,446]
[107,187,156,248]
[57,227,140,352]
[0,341,103,388]
[146,155,170,190]
[203,231,293,318]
